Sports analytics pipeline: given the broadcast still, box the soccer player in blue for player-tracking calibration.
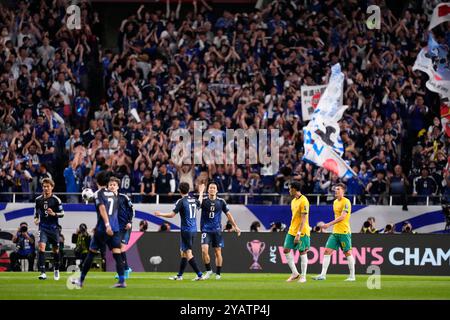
[155,182,203,281]
[72,171,126,288]
[199,182,241,280]
[108,176,135,279]
[34,178,64,280]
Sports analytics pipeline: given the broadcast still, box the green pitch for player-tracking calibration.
[0,272,449,300]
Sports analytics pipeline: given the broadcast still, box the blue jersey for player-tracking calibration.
[34,194,64,230]
[200,197,230,232]
[173,196,200,232]
[119,174,133,193]
[94,188,119,232]
[118,193,134,230]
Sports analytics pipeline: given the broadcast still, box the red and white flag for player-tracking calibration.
[429,2,450,30]
[441,103,450,137]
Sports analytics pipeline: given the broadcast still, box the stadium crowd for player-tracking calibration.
[0,0,449,205]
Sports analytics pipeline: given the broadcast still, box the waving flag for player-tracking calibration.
[442,103,450,137]
[413,33,450,99]
[303,63,356,178]
[429,2,450,30]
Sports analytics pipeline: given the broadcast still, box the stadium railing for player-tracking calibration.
[0,192,444,206]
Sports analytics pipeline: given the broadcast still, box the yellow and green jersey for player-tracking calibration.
[332,197,352,234]
[288,195,310,237]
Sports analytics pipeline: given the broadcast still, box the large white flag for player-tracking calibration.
[429,2,450,30]
[413,34,450,99]
[303,63,356,178]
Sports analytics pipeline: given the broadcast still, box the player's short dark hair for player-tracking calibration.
[335,183,347,191]
[289,181,302,192]
[207,181,218,189]
[96,170,111,187]
[41,177,55,187]
[178,182,190,194]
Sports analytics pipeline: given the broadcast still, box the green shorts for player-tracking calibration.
[283,234,310,252]
[325,233,352,252]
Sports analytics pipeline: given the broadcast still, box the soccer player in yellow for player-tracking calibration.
[283,181,310,283]
[313,183,356,281]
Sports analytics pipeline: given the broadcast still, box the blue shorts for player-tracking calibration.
[120,229,131,245]
[90,231,121,252]
[180,231,196,252]
[201,231,224,248]
[39,227,59,247]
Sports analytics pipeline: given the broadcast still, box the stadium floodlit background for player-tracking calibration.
[0,0,449,300]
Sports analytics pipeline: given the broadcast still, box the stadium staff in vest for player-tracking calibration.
[72,223,91,268]
[360,217,378,234]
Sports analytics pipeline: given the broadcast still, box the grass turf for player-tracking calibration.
[0,272,449,300]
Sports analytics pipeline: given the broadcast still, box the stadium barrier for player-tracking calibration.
[0,203,447,237]
[0,192,444,206]
[104,232,450,276]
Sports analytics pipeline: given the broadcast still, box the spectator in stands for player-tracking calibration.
[442,173,450,205]
[413,167,437,204]
[10,222,35,271]
[407,96,430,138]
[0,168,13,202]
[64,159,81,203]
[366,171,388,205]
[212,165,231,193]
[37,164,52,193]
[140,167,155,203]
[154,163,175,203]
[74,89,90,131]
[346,165,365,201]
[12,162,33,201]
[388,164,409,210]
[50,72,74,118]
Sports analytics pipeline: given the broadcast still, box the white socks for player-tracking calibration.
[285,252,299,275]
[347,255,355,278]
[320,255,331,276]
[300,254,308,277]
[319,254,356,279]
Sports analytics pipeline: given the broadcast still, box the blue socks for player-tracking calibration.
[113,253,125,283]
[80,252,95,282]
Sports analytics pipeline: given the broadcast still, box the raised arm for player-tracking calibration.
[176,0,182,20]
[137,4,144,21]
[198,183,205,206]
[154,211,176,218]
